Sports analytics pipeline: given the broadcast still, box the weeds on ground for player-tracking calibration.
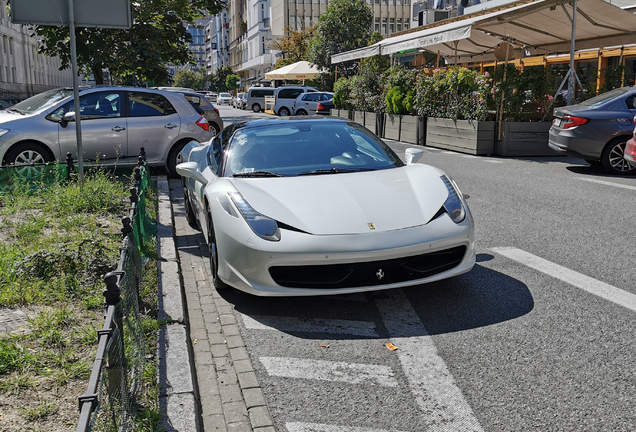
[0,169,161,431]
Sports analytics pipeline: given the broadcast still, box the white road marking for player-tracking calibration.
[578,177,636,191]
[286,422,406,432]
[442,150,458,155]
[260,357,398,387]
[374,290,484,432]
[241,315,379,338]
[492,247,636,313]
[462,154,479,159]
[483,159,503,163]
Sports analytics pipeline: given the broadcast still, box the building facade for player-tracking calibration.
[0,0,73,104]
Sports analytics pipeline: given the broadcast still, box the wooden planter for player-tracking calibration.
[495,121,557,157]
[426,117,495,155]
[363,112,377,133]
[353,111,365,126]
[331,109,351,120]
[384,114,401,141]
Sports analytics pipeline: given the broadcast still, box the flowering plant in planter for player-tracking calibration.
[414,67,491,121]
[333,77,354,110]
[350,68,385,112]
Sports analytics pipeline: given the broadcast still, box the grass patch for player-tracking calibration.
[0,168,160,431]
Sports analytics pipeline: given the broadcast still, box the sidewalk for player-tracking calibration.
[157,176,275,432]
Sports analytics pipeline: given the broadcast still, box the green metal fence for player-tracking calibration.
[76,161,156,432]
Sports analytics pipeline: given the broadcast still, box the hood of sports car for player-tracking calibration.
[229,165,450,235]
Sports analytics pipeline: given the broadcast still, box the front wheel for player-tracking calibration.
[5,142,53,180]
[601,138,636,175]
[207,214,229,290]
[278,107,291,117]
[182,181,198,229]
[167,141,190,178]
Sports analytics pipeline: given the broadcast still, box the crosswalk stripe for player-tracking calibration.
[492,247,636,313]
[241,315,379,337]
[375,290,484,432]
[260,357,398,387]
[286,422,406,432]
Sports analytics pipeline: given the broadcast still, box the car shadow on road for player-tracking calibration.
[224,258,534,339]
[565,165,636,178]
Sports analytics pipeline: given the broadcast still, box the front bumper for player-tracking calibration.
[625,138,636,165]
[215,212,475,296]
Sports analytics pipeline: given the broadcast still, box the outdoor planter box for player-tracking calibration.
[332,109,351,120]
[495,121,557,157]
[381,114,426,145]
[353,111,365,126]
[400,115,419,145]
[363,112,377,132]
[384,114,401,141]
[426,117,495,155]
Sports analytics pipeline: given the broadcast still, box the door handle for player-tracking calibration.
[112,126,126,132]
[165,123,178,129]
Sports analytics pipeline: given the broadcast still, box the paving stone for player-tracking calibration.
[223,401,249,424]
[217,366,238,386]
[223,324,241,336]
[237,371,259,390]
[243,387,267,409]
[211,343,230,358]
[233,359,253,374]
[158,324,193,396]
[249,406,274,429]
[159,393,197,432]
[227,421,252,432]
[219,382,244,403]
[201,394,224,416]
[229,346,250,361]
[225,335,245,349]
[202,413,227,432]
[254,427,276,432]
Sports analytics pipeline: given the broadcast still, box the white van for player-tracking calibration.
[246,87,276,112]
[273,86,319,116]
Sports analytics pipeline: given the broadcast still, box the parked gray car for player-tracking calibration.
[548,86,636,174]
[0,86,213,176]
[180,91,223,136]
[292,92,334,115]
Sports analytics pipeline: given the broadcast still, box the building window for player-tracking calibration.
[390,18,395,33]
[382,18,387,34]
[397,18,402,31]
[374,18,380,32]
[404,18,409,29]
[290,16,296,30]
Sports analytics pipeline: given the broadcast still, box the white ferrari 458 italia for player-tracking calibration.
[177,117,475,296]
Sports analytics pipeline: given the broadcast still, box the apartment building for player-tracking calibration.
[0,0,73,104]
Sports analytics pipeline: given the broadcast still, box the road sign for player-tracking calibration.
[211,43,217,49]
[10,0,132,28]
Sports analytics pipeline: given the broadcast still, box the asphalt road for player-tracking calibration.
[212,104,636,432]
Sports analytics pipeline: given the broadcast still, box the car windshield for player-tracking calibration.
[578,87,632,107]
[224,122,404,177]
[220,93,231,98]
[10,88,73,114]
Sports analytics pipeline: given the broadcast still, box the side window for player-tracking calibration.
[185,95,201,107]
[321,93,333,101]
[307,89,317,93]
[207,137,222,173]
[304,94,318,101]
[279,89,303,99]
[128,92,177,117]
[626,96,636,110]
[49,91,122,121]
[220,124,237,150]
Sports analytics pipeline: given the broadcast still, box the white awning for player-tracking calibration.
[332,45,381,64]
[265,61,326,79]
[330,0,636,64]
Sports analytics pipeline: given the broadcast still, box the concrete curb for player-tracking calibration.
[157,176,199,432]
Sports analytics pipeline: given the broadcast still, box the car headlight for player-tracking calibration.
[441,175,466,224]
[0,128,9,138]
[228,191,281,241]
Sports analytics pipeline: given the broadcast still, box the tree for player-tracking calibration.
[308,0,373,84]
[210,65,235,92]
[360,32,390,75]
[14,0,224,84]
[226,74,241,93]
[272,25,317,69]
[174,69,207,90]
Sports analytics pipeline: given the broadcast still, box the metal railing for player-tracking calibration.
[76,154,154,432]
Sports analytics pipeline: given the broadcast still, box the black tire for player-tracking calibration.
[278,107,291,117]
[182,180,198,229]
[167,141,190,178]
[601,138,636,175]
[207,213,229,290]
[296,109,307,116]
[252,103,261,113]
[5,142,53,180]
[210,123,220,137]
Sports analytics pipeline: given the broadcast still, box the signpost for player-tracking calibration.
[10,0,132,182]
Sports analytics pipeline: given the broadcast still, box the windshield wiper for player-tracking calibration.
[297,167,374,176]
[233,170,286,177]
[6,107,26,115]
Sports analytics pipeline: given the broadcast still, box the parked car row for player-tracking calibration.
[225,86,335,116]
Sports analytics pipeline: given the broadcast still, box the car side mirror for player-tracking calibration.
[405,148,424,164]
[176,161,208,185]
[60,111,75,128]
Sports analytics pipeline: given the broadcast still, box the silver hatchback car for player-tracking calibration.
[0,86,214,176]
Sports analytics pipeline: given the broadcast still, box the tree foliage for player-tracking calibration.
[14,0,224,85]
[360,32,390,75]
[272,25,317,69]
[308,0,373,81]
[173,69,207,90]
[210,65,235,92]
[226,74,241,92]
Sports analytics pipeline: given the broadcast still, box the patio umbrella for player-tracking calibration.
[265,61,325,83]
